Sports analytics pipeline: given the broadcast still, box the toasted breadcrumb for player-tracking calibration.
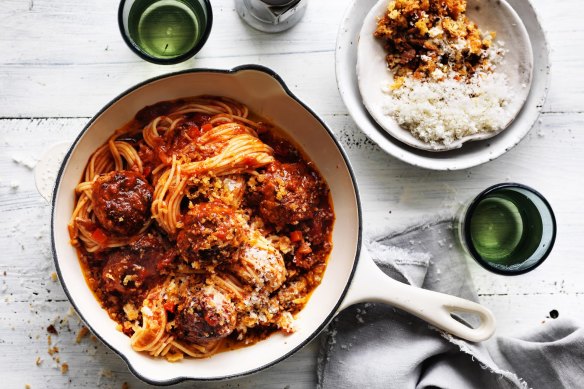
[374,0,497,80]
[76,326,90,343]
[47,324,58,335]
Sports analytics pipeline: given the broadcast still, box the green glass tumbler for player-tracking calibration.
[456,183,556,275]
[119,0,213,64]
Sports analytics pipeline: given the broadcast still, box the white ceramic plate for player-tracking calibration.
[357,0,533,151]
[337,0,550,169]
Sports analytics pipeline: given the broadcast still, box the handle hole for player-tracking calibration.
[450,311,481,329]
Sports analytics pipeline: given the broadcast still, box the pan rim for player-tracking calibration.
[50,64,363,385]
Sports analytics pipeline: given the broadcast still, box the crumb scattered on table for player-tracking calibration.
[76,326,89,343]
[47,324,58,335]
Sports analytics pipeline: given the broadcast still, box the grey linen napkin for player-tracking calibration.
[317,218,584,389]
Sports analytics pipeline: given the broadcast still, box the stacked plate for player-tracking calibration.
[335,0,550,170]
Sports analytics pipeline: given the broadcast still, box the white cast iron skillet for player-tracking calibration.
[51,65,496,385]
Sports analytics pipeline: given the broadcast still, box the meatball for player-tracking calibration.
[248,161,322,228]
[92,171,153,236]
[102,251,147,293]
[174,285,236,342]
[101,232,177,293]
[176,202,244,266]
[233,231,286,293]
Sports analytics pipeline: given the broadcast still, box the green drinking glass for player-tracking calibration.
[456,183,557,275]
[119,0,213,64]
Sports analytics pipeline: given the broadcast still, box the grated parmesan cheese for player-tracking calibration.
[383,70,514,147]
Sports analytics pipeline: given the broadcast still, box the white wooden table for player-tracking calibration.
[1,0,583,387]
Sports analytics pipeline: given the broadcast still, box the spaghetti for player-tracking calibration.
[68,96,334,360]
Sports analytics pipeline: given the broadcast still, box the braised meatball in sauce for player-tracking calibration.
[176,202,245,267]
[92,170,153,236]
[248,161,322,228]
[101,232,176,294]
[174,285,237,342]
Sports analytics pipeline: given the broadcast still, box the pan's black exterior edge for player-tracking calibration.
[51,64,363,385]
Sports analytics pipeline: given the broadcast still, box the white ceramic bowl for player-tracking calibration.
[51,66,495,384]
[337,0,551,169]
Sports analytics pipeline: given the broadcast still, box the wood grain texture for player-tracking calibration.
[1,0,584,387]
[1,0,583,118]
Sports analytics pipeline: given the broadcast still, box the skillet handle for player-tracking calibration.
[339,249,496,343]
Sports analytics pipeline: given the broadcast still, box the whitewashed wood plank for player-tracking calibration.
[0,0,342,64]
[1,0,579,65]
[1,0,584,117]
[1,113,583,302]
[328,111,584,300]
[478,294,584,338]
[1,116,582,288]
[0,51,344,120]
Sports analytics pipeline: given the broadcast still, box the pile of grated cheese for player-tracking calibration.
[383,70,514,147]
[382,33,516,147]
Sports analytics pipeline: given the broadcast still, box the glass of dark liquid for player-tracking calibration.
[119,0,213,64]
[456,183,556,275]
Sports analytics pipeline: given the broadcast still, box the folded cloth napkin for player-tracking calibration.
[317,217,584,389]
